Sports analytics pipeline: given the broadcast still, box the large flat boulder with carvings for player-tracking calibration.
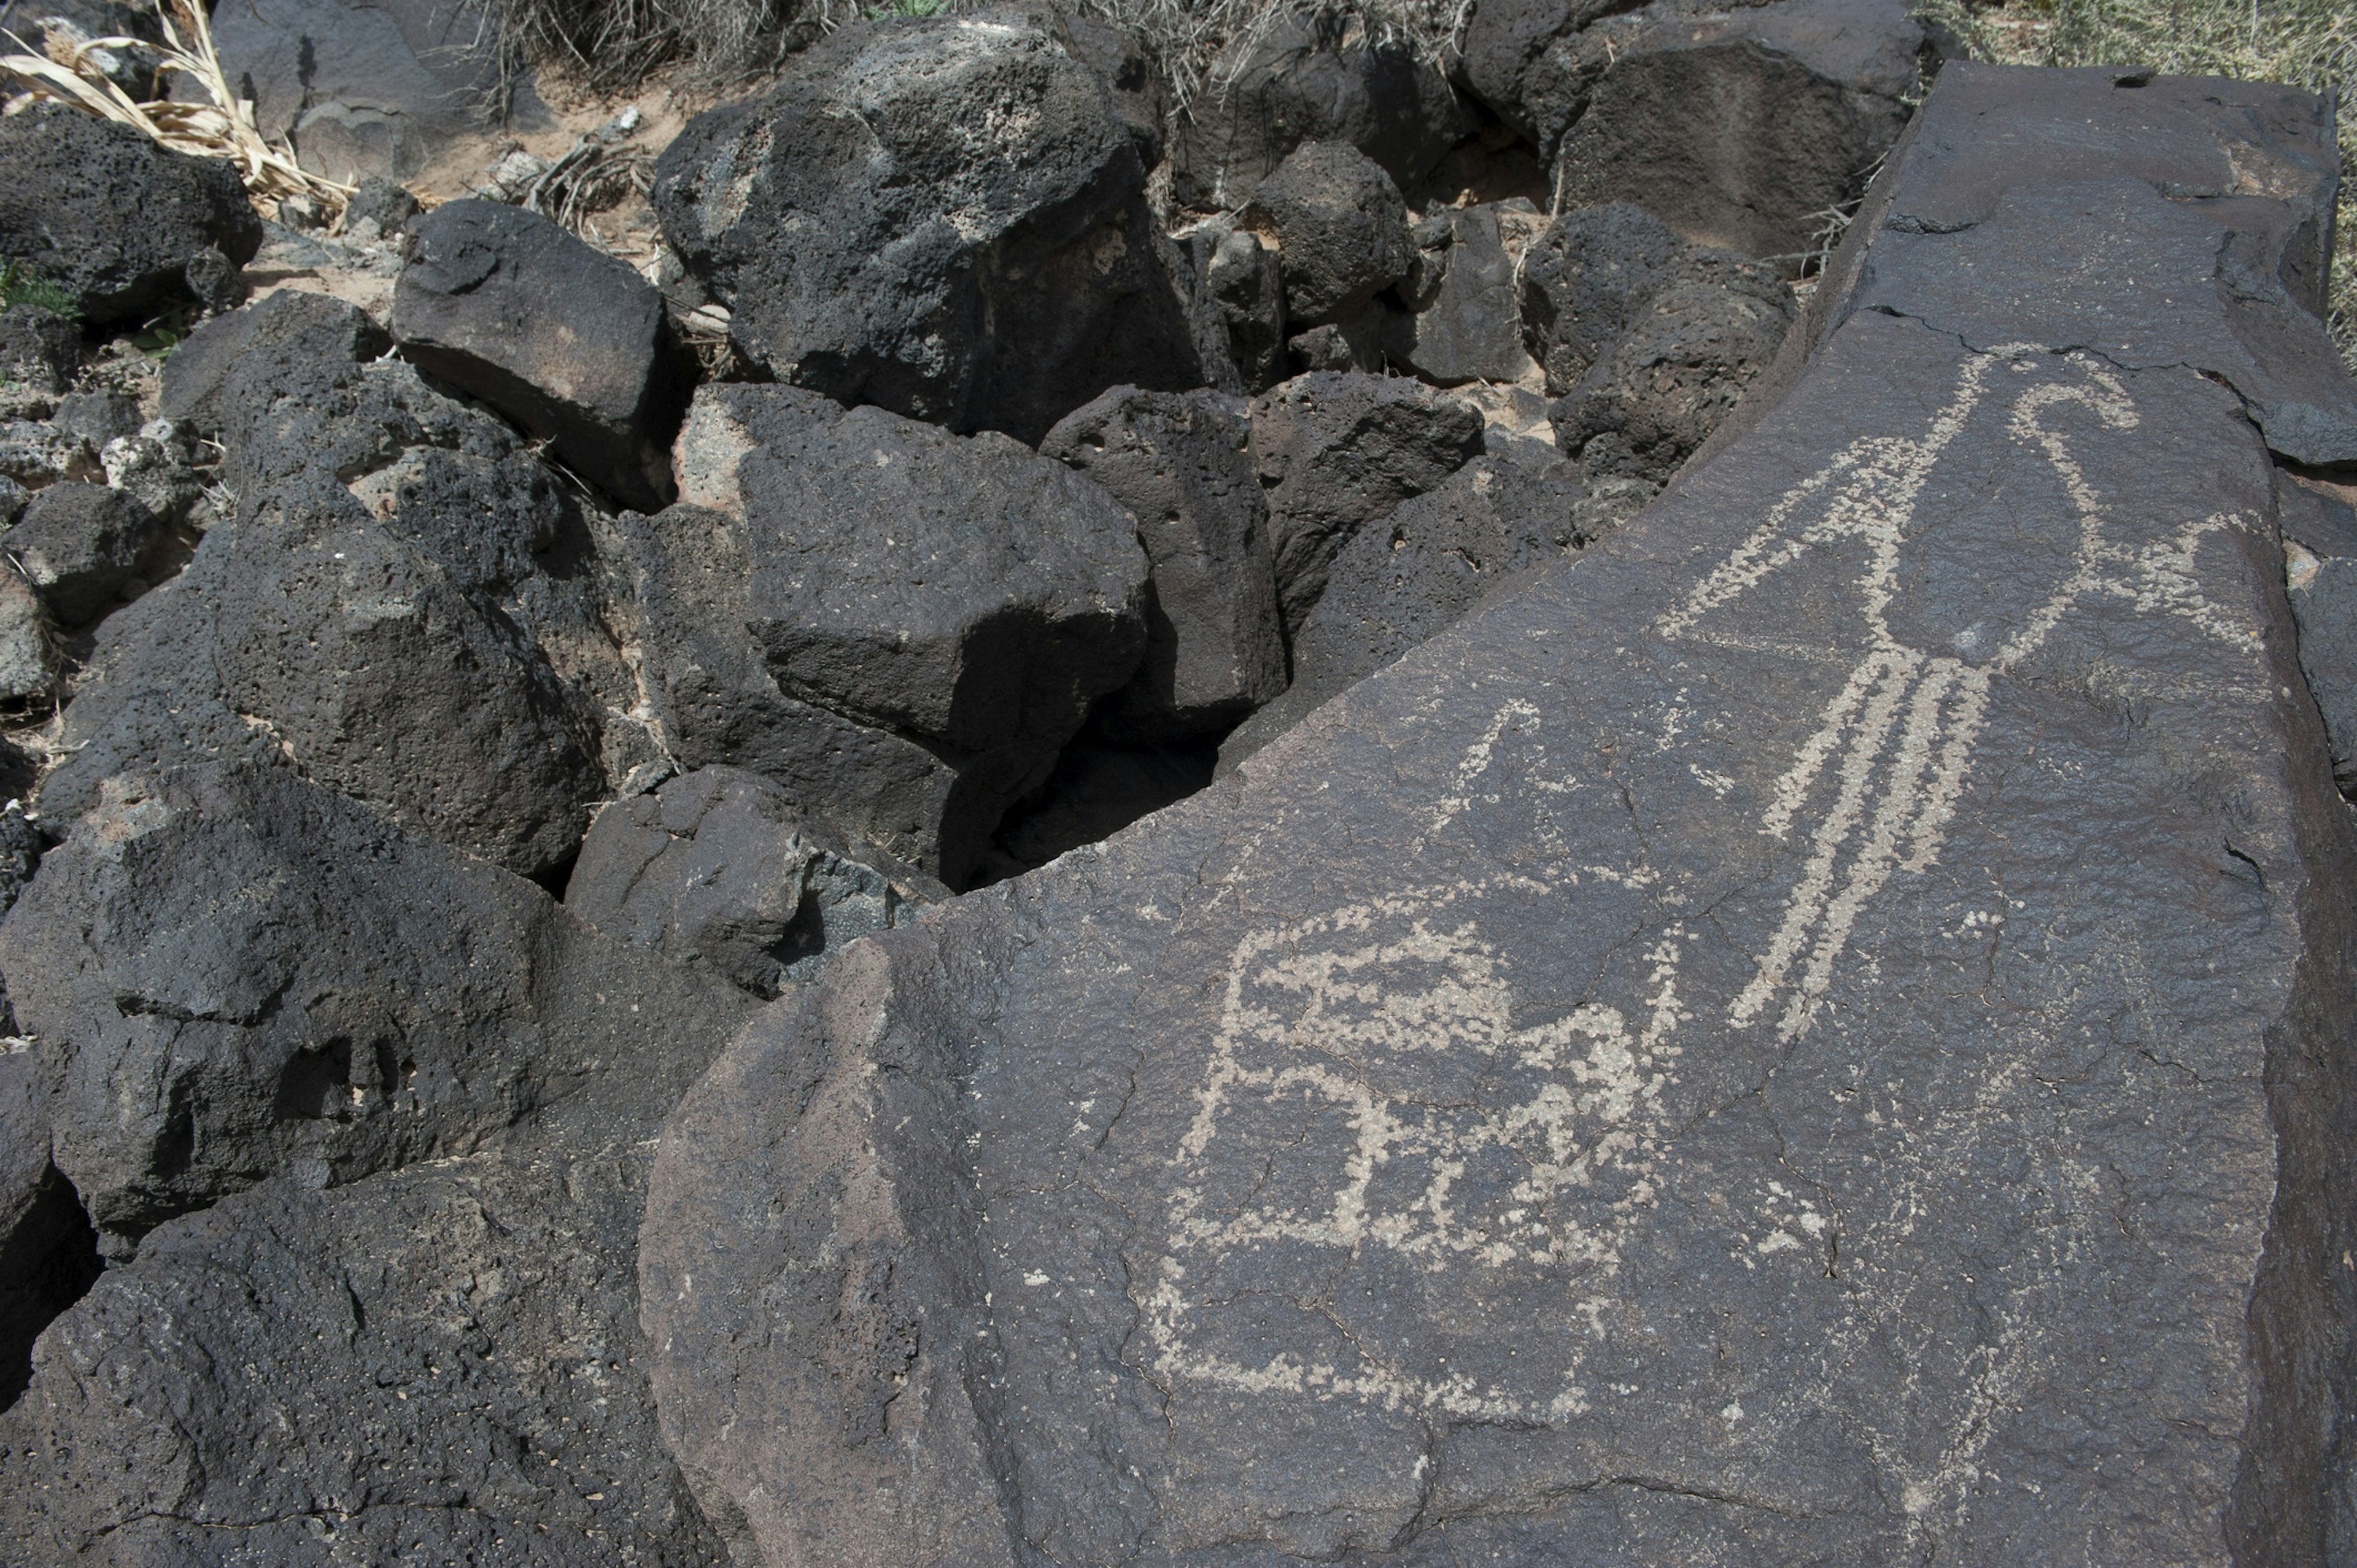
[638,66,2357,1564]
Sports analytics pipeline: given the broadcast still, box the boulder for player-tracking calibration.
[1248,371,1485,632]
[1185,220,1290,393]
[567,765,947,1000]
[341,174,422,239]
[1550,256,1797,481]
[1040,387,1287,741]
[1284,309,1391,375]
[0,306,79,395]
[1518,201,1691,395]
[0,760,754,1252]
[0,1052,101,1413]
[638,384,1149,886]
[1389,201,1547,386]
[1169,9,1474,210]
[2280,473,2357,799]
[0,103,263,325]
[0,568,52,705]
[393,200,684,512]
[49,391,140,447]
[160,289,393,435]
[1220,456,1652,767]
[3,481,160,626]
[638,66,2357,1566]
[1240,141,1412,327]
[651,16,1236,446]
[98,419,206,531]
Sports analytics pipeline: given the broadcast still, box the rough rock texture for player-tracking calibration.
[393,200,684,512]
[0,306,79,395]
[621,385,1148,887]
[0,568,54,705]
[567,765,948,999]
[0,1052,99,1412]
[639,66,2357,1564]
[1242,141,1413,328]
[651,15,1235,446]
[1169,9,1474,210]
[0,102,263,324]
[1220,457,1651,768]
[2282,473,2357,798]
[1551,255,1798,481]
[1041,387,1286,741]
[0,762,754,1251]
[161,290,395,434]
[1248,371,1486,632]
[1519,201,1701,393]
[4,480,160,626]
[1186,220,1290,393]
[1390,201,1547,386]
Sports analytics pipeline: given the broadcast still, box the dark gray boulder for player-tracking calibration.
[0,760,754,1253]
[1040,386,1287,742]
[0,1052,99,1413]
[1389,201,1545,385]
[50,391,140,447]
[1248,371,1485,632]
[1186,219,1290,394]
[393,200,684,512]
[3,481,160,627]
[638,65,2357,1564]
[1284,307,1391,375]
[567,765,947,1000]
[0,567,54,705]
[2282,472,2357,799]
[1550,256,1797,481]
[0,306,79,395]
[343,174,422,239]
[1220,456,1651,768]
[651,15,1235,446]
[161,288,393,435]
[984,738,1218,876]
[640,384,1149,886]
[1241,141,1413,328]
[1169,9,1475,210]
[0,102,263,325]
[1518,201,1691,395]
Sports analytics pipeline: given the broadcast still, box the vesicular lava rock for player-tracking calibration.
[639,66,2357,1564]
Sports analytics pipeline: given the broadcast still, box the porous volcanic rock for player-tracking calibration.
[0,102,263,324]
[0,1052,99,1412]
[1185,219,1290,393]
[3,481,160,627]
[1040,386,1286,741]
[1519,201,1702,395]
[640,65,2357,1564]
[567,765,948,999]
[1248,371,1485,632]
[393,200,684,511]
[0,567,54,705]
[0,306,79,396]
[2281,472,2357,798]
[1240,141,1413,328]
[161,290,395,434]
[1390,201,1547,387]
[651,15,1235,445]
[1169,8,1474,210]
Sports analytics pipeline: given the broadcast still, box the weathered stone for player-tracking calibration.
[50,391,140,447]
[567,765,947,999]
[2281,472,2357,800]
[1041,387,1286,741]
[1283,308,1390,375]
[1248,371,1485,632]
[651,16,1235,446]
[1518,201,1694,395]
[0,422,96,491]
[0,307,79,396]
[0,102,263,324]
[1241,141,1412,328]
[343,174,422,238]
[1389,201,1542,385]
[1220,456,1644,768]
[3,481,160,627]
[161,290,393,435]
[0,1056,98,1415]
[640,66,2357,1564]
[1169,9,1475,210]
[99,420,206,531]
[0,760,754,1251]
[0,567,53,705]
[1185,219,1290,393]
[393,200,684,512]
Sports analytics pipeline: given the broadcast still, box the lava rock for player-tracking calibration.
[568,765,947,1000]
[160,289,393,434]
[1285,307,1391,376]
[99,419,206,531]
[1220,456,1649,768]
[1519,201,1692,395]
[393,199,684,512]
[1186,219,1290,393]
[1049,9,1170,169]
[1550,255,1797,481]
[0,102,263,324]
[1041,386,1286,741]
[50,391,140,447]
[1241,141,1412,328]
[342,174,422,238]
[1390,201,1545,385]
[0,760,754,1251]
[3,481,160,627]
[2282,473,2357,799]
[0,307,80,395]
[652,16,1236,446]
[1248,371,1485,632]
[985,738,1219,876]
[0,1052,100,1413]
[0,566,54,705]
[1169,9,1474,210]
[638,66,2357,1566]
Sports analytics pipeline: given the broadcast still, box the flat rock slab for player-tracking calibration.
[640,66,2357,1564]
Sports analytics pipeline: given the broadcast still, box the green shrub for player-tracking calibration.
[0,261,79,321]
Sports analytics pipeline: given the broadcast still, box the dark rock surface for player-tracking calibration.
[1518,201,1692,395]
[1169,9,1474,210]
[0,567,54,705]
[567,765,947,1000]
[1220,456,1651,768]
[639,65,2357,1564]
[2281,472,2357,798]
[0,1052,99,1412]
[393,199,685,512]
[0,762,753,1252]
[1041,386,1286,741]
[651,15,1234,446]
[1186,219,1290,393]
[0,307,80,395]
[0,102,263,325]
[1242,141,1413,328]
[1390,201,1546,386]
[3,480,159,627]
[160,289,394,434]
[1248,371,1486,632]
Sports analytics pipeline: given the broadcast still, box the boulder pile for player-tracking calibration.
[0,2,2351,1562]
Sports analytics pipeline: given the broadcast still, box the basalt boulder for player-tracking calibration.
[1390,200,1549,387]
[0,307,80,396]
[1186,219,1290,393]
[161,290,394,436]
[1240,141,1413,328]
[3,481,161,627]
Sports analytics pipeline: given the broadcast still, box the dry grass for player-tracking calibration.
[1,0,355,220]
[1925,0,2355,369]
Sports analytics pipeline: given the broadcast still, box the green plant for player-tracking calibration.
[1922,0,2356,370]
[0,260,79,320]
